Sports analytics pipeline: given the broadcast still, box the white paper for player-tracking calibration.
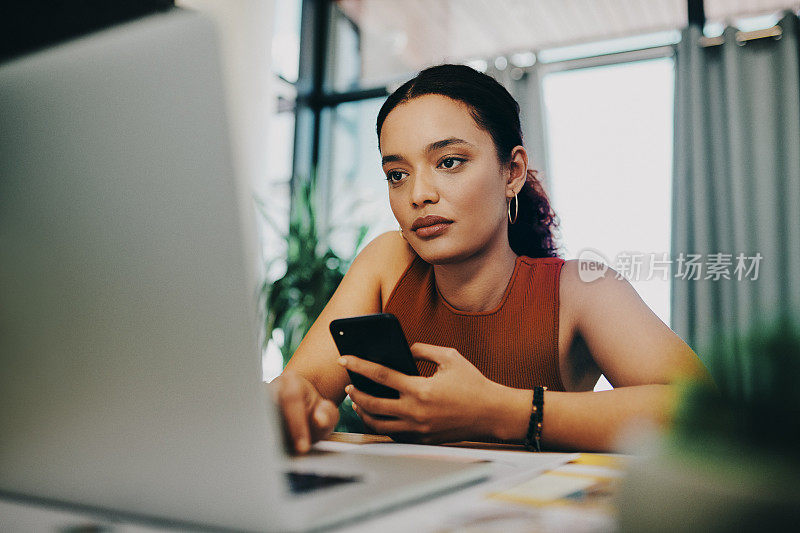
[313,440,578,488]
[312,441,586,532]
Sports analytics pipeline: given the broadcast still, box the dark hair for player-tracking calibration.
[376,64,559,258]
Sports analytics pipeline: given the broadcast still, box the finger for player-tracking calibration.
[410,343,459,366]
[345,384,405,418]
[309,399,339,442]
[338,356,411,391]
[278,378,312,454]
[353,403,417,435]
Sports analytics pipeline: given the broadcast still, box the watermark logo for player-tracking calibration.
[575,249,763,282]
[577,248,609,283]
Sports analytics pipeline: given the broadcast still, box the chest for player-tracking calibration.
[383,274,568,391]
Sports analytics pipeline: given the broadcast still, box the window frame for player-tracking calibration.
[293,0,680,240]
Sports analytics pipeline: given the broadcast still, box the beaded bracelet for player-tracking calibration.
[524,386,546,452]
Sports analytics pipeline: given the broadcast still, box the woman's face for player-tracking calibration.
[379,94,512,264]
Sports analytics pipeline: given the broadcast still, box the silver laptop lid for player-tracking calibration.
[0,8,287,530]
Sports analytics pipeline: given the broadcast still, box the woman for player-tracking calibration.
[274,64,710,453]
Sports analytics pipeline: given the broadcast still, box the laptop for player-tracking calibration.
[0,8,491,532]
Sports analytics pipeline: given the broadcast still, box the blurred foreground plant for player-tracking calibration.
[671,313,800,457]
[619,313,800,532]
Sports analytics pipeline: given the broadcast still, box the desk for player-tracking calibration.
[0,433,625,532]
[324,433,623,533]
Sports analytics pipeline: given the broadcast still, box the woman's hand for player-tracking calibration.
[272,370,340,454]
[338,343,504,444]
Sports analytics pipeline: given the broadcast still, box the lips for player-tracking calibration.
[411,215,453,231]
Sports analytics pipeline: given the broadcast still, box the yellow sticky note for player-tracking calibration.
[570,453,627,469]
[490,472,598,506]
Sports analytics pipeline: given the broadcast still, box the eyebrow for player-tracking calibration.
[381,137,475,166]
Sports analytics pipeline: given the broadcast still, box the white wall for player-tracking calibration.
[176,0,276,200]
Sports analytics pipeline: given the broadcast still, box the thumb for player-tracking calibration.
[410,342,457,366]
[310,399,339,440]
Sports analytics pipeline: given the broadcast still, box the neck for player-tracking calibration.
[432,242,519,313]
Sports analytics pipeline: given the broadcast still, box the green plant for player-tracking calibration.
[670,312,800,459]
[257,176,368,432]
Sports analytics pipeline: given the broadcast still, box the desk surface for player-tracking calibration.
[326,431,530,450]
[1,433,625,532]
[324,433,623,533]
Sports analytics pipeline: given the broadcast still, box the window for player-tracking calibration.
[319,98,398,260]
[542,57,675,327]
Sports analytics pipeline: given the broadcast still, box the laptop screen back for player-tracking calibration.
[0,8,285,530]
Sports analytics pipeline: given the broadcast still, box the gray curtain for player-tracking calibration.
[672,12,800,399]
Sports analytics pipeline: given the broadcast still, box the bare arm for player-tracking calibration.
[282,231,409,400]
[489,260,712,450]
[326,257,710,451]
[274,231,407,452]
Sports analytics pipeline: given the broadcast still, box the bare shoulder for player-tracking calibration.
[328,230,416,311]
[559,258,636,310]
[282,231,417,398]
[557,260,583,357]
[559,258,707,387]
[557,259,584,322]
[358,230,417,309]
[557,258,639,360]
[354,230,415,267]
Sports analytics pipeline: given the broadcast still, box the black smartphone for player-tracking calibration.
[329,313,419,399]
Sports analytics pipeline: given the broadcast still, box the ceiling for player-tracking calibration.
[335,0,800,83]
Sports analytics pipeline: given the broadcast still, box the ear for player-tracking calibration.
[506,146,529,197]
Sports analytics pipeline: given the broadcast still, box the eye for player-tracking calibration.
[439,157,465,170]
[385,170,407,184]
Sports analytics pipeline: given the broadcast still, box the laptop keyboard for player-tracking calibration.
[286,471,361,494]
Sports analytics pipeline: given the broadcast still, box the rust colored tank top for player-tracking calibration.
[384,254,566,391]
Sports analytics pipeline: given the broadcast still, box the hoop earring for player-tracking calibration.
[399,227,407,240]
[508,192,519,225]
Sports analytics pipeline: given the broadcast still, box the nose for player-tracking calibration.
[409,168,439,207]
